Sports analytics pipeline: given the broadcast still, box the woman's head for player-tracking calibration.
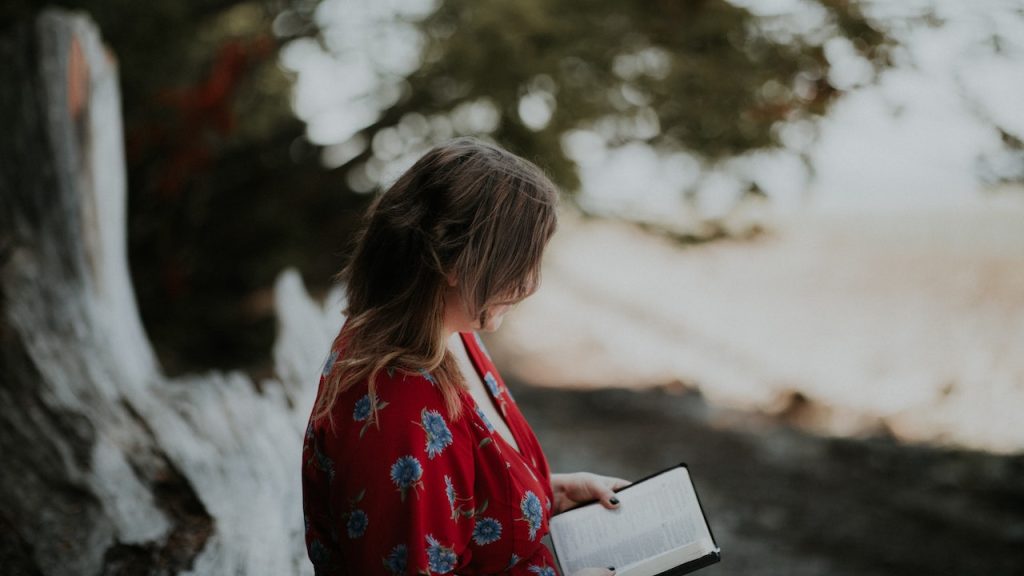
[314,137,559,424]
[344,136,559,336]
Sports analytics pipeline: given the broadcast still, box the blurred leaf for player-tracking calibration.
[337,0,892,196]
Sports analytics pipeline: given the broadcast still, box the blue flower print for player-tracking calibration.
[419,368,438,386]
[303,422,328,475]
[346,509,368,538]
[425,534,458,573]
[445,475,477,520]
[474,405,495,432]
[444,475,456,515]
[390,455,424,502]
[382,544,407,574]
[472,517,502,545]
[309,538,331,568]
[420,408,454,459]
[528,564,557,576]
[353,394,372,421]
[321,349,339,379]
[353,393,389,438]
[506,553,521,570]
[520,490,543,541]
[483,371,502,397]
[312,441,335,482]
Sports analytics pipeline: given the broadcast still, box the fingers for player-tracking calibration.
[569,473,629,509]
[561,471,633,510]
[594,477,621,509]
[609,477,632,490]
[600,476,634,509]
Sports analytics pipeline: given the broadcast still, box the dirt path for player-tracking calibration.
[513,382,1024,575]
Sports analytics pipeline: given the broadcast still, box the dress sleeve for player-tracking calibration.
[338,373,478,575]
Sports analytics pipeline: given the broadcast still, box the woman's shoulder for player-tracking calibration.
[313,366,466,444]
[337,363,460,415]
[336,369,475,462]
[373,366,459,414]
[321,334,438,396]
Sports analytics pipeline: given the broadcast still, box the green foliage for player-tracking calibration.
[3,0,356,375]
[339,0,891,196]
[1,0,892,377]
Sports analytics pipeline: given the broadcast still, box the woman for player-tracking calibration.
[301,137,629,575]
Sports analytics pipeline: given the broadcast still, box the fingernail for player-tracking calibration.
[608,567,616,572]
[610,497,619,505]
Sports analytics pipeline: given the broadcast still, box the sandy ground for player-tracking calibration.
[488,201,1024,454]
[484,202,1024,574]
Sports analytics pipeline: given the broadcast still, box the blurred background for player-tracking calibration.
[2,0,1022,574]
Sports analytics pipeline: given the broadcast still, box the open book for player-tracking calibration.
[548,463,720,576]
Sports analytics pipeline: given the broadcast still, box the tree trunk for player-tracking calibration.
[0,9,341,575]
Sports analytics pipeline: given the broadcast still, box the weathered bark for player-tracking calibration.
[0,9,341,575]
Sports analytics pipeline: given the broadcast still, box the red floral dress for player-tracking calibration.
[301,330,561,576]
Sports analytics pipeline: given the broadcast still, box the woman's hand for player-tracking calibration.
[551,471,631,515]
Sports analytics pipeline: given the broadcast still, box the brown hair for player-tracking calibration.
[312,137,560,428]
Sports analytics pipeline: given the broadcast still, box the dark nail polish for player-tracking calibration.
[608,567,616,572]
[610,497,619,505]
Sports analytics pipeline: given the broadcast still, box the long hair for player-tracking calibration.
[312,137,560,428]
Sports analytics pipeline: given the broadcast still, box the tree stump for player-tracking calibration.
[0,9,342,575]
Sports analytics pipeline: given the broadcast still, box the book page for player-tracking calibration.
[549,466,714,576]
